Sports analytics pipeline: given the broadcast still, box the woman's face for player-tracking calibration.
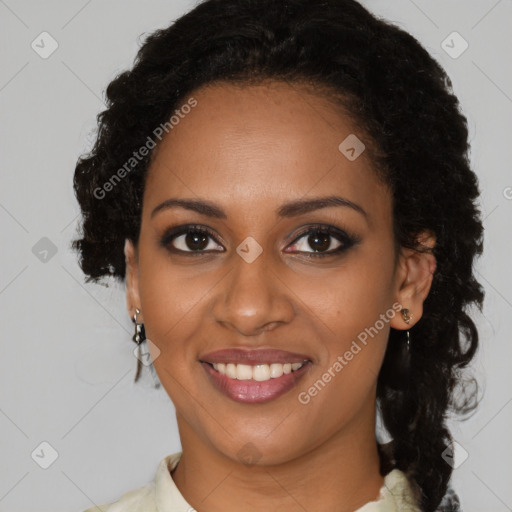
[125,80,423,465]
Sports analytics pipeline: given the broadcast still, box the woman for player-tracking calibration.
[72,0,484,510]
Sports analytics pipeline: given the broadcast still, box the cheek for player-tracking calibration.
[295,246,395,392]
[135,249,206,369]
[297,289,392,428]
[297,246,396,333]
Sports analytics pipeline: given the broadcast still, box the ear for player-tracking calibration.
[124,238,143,322]
[390,231,437,330]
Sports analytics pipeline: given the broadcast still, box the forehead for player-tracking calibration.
[143,81,390,226]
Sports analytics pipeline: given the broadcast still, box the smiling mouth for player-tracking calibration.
[200,360,312,404]
[204,361,309,381]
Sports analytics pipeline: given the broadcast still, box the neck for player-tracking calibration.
[171,399,385,512]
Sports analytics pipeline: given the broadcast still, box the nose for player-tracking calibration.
[212,250,295,337]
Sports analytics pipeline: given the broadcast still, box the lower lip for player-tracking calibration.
[201,362,311,404]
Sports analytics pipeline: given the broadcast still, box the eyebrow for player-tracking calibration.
[150,195,368,220]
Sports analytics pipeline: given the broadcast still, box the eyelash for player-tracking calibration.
[159,224,360,258]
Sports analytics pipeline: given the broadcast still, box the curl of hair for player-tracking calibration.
[71,1,485,510]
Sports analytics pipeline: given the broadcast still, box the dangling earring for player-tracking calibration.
[132,308,145,344]
[398,307,412,384]
[379,308,414,390]
[401,308,412,352]
[378,308,414,390]
[132,308,161,388]
[132,308,145,383]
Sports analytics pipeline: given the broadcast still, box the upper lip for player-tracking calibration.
[200,348,312,365]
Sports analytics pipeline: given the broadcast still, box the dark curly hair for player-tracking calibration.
[71,1,485,511]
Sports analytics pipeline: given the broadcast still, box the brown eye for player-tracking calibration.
[160,225,224,253]
[286,225,357,257]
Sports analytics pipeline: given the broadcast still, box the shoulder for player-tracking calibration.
[80,452,183,512]
[354,468,422,511]
[81,482,156,512]
[378,470,463,512]
[436,485,463,512]
[382,468,423,511]
[376,470,463,512]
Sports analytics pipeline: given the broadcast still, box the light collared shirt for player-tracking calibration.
[82,451,422,512]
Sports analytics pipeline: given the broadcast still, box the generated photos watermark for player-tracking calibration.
[93,96,198,200]
[298,301,402,405]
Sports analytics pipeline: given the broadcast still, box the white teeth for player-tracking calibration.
[236,364,253,380]
[253,364,270,381]
[269,363,283,378]
[225,363,237,379]
[211,361,308,381]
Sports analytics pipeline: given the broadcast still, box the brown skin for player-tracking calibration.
[124,80,436,512]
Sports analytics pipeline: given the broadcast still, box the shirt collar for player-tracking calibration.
[155,452,193,512]
[154,452,421,512]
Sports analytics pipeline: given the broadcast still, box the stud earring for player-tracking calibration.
[401,308,412,324]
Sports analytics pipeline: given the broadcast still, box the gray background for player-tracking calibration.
[1,1,511,511]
